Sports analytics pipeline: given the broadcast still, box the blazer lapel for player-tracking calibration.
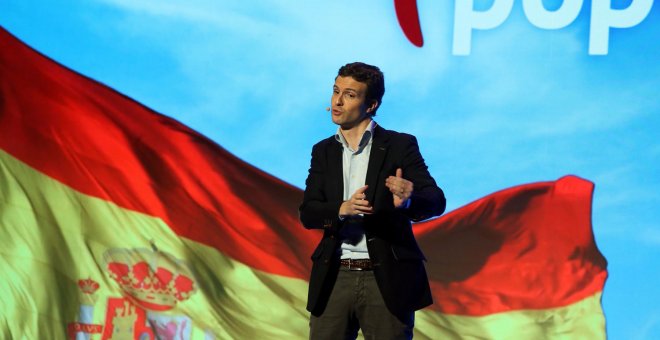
[328,139,344,202]
[365,125,389,203]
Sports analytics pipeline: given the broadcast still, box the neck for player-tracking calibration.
[340,118,372,150]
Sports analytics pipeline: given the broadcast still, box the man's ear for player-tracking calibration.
[366,100,379,114]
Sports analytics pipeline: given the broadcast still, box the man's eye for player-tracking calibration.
[345,93,356,98]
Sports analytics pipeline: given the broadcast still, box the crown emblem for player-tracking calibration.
[76,277,101,305]
[103,248,197,311]
[78,278,100,295]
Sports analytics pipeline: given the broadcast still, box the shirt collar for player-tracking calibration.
[335,120,376,152]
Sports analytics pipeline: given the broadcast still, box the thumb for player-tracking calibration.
[356,185,369,194]
[396,168,403,178]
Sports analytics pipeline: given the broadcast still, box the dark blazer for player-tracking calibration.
[299,125,446,318]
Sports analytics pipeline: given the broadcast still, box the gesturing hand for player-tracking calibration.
[385,168,413,208]
[339,185,373,218]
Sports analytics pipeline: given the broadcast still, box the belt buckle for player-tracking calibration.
[348,259,363,271]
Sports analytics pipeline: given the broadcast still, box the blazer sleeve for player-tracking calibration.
[399,135,446,222]
[299,142,343,231]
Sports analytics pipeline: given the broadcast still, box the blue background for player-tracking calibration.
[1,1,658,338]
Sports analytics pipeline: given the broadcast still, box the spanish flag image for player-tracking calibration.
[0,26,607,339]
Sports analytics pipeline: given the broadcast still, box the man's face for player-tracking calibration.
[331,76,375,129]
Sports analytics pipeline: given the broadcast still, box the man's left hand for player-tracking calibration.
[385,168,413,208]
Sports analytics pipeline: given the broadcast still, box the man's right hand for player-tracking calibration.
[339,185,373,218]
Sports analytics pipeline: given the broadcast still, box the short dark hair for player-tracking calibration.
[337,62,385,116]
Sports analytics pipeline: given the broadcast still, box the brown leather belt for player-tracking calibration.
[340,258,373,271]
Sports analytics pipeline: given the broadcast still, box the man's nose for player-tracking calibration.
[335,94,343,106]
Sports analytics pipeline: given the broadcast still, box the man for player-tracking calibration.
[299,62,446,339]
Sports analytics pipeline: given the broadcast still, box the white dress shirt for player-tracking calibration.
[334,120,376,260]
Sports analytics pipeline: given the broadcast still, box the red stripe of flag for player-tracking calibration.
[416,176,607,315]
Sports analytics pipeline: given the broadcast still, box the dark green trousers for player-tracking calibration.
[309,267,414,340]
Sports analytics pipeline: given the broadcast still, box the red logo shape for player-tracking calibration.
[394,0,424,47]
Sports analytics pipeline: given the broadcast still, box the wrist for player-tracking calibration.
[339,201,348,219]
